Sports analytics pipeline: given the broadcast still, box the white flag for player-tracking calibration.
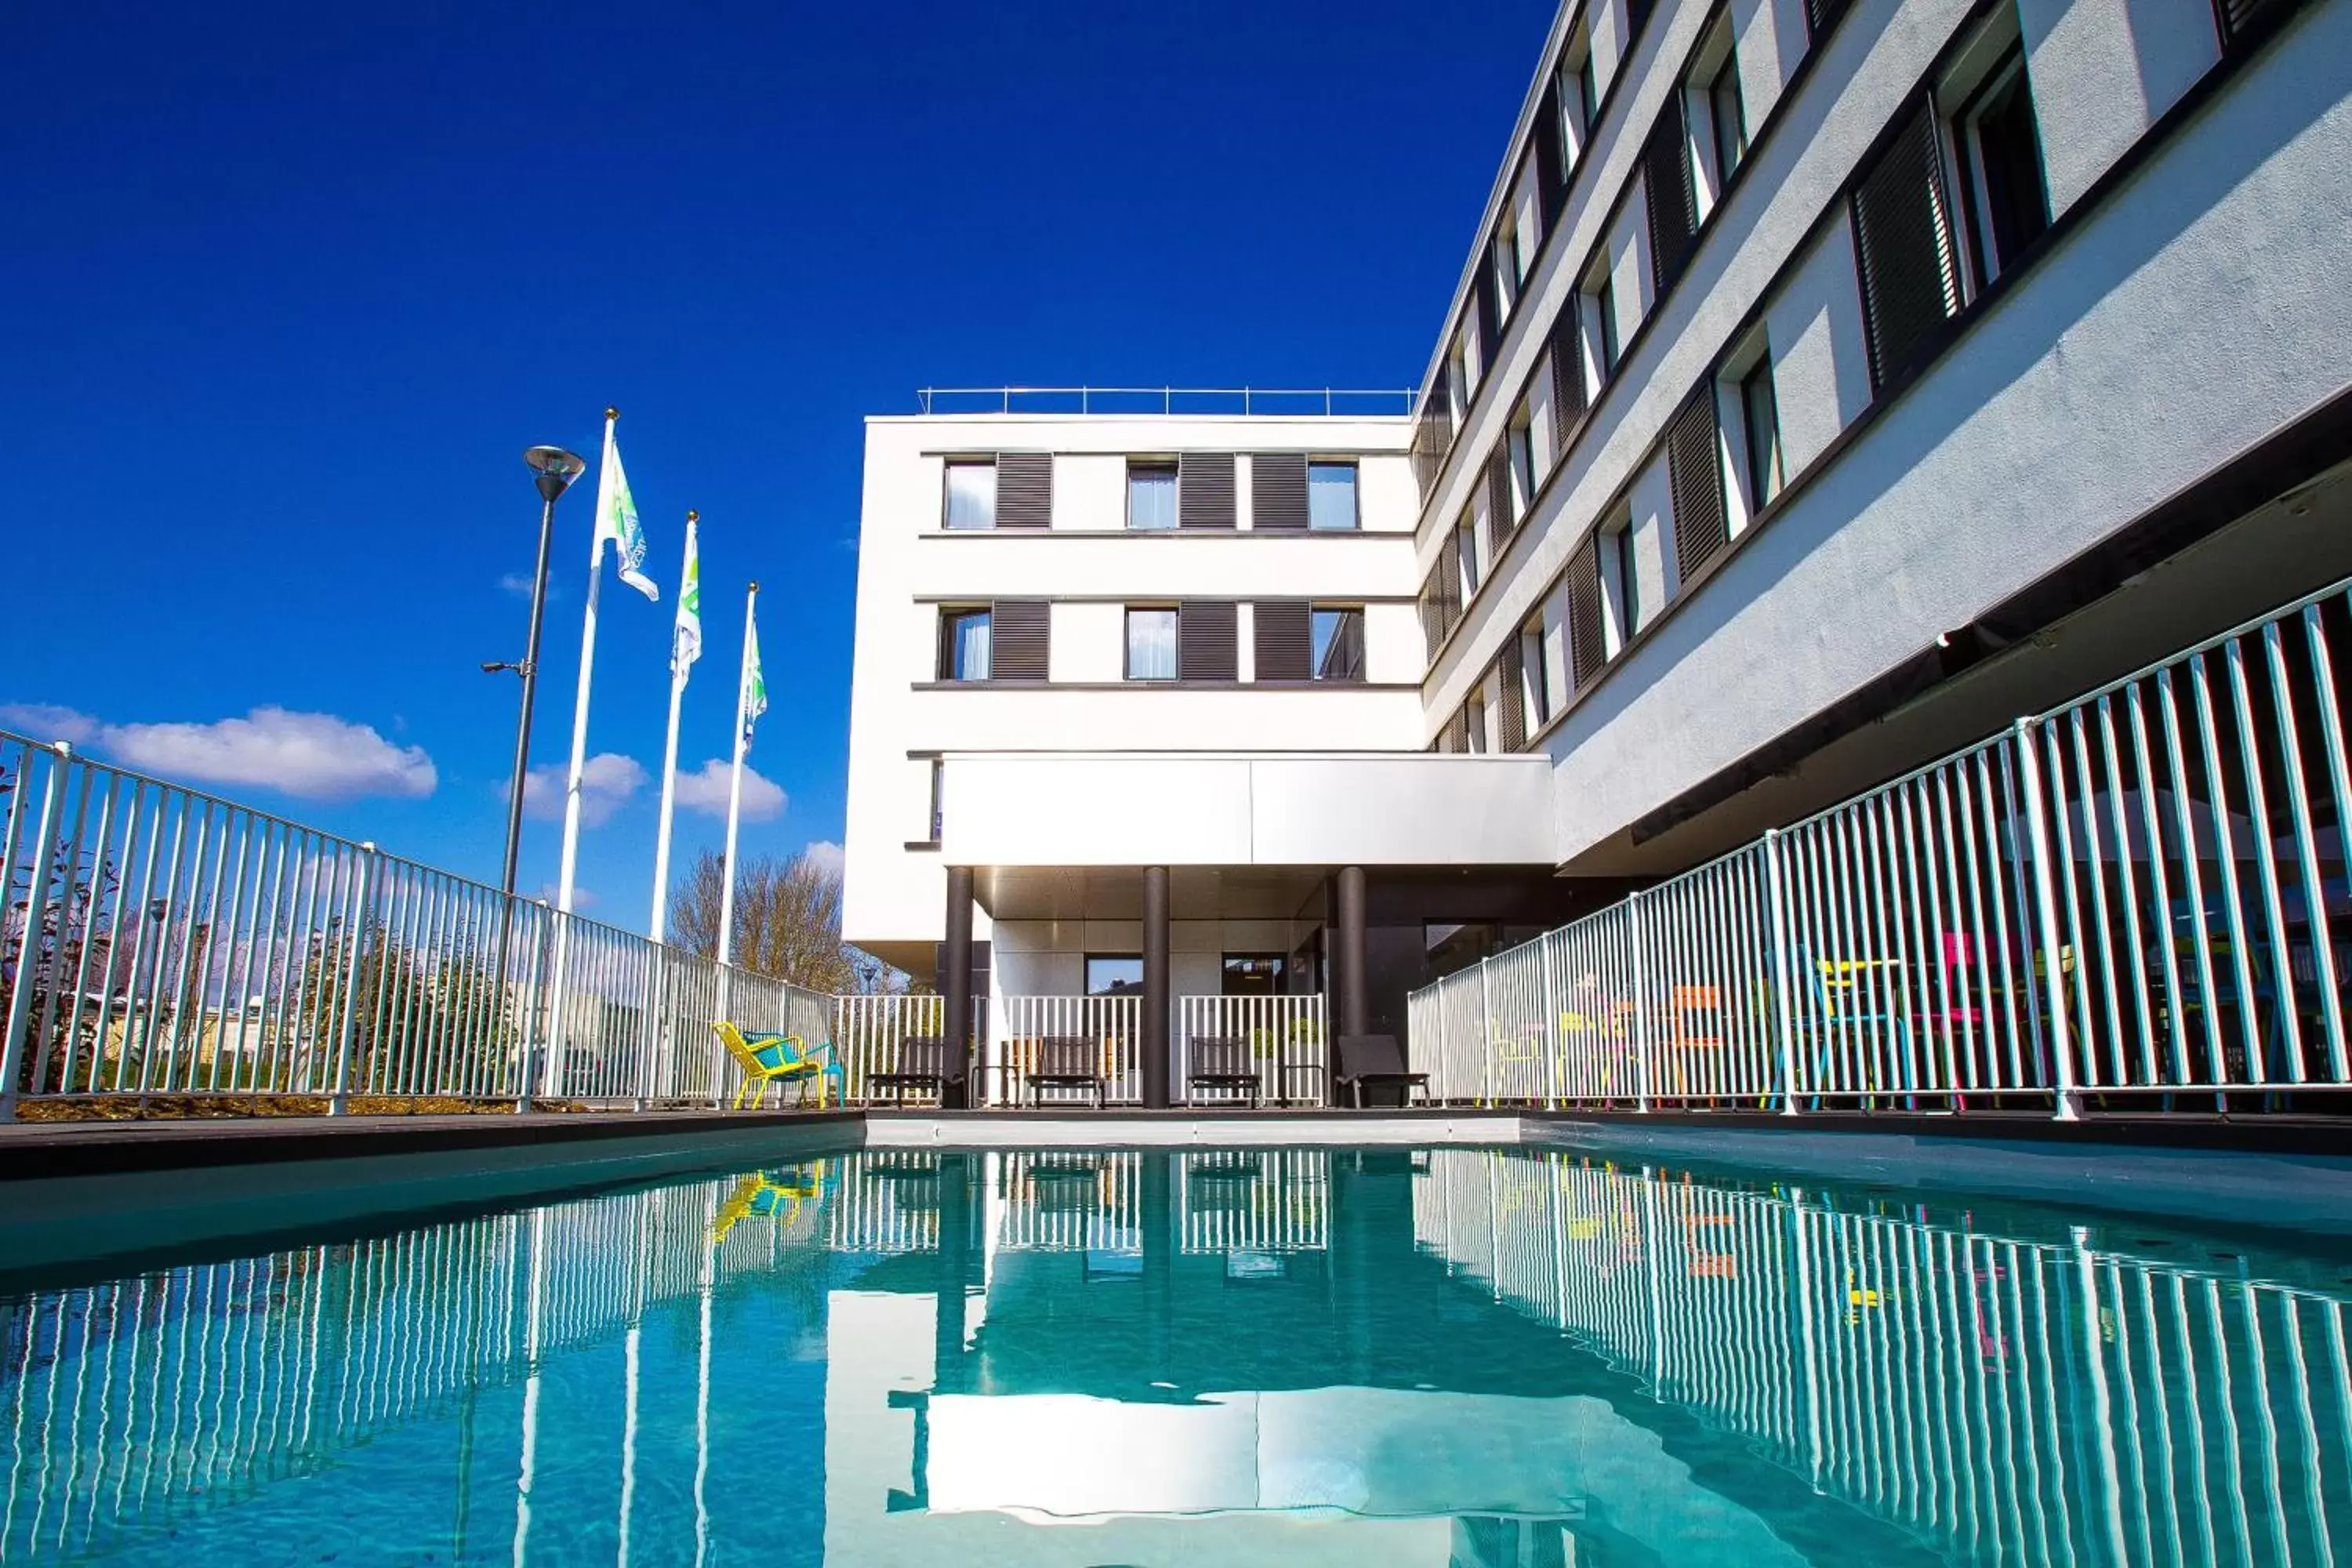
[593,432,659,601]
[673,516,702,677]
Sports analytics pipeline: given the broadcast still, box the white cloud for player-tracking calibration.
[801,839,844,877]
[517,752,646,827]
[0,702,100,745]
[2,704,435,801]
[498,572,535,597]
[535,883,597,909]
[672,757,786,823]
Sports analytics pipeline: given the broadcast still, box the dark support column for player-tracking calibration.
[1336,866,1369,1040]
[1142,866,1171,1109]
[942,866,975,1105]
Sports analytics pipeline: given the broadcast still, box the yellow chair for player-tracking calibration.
[710,1162,830,1241]
[713,1022,843,1109]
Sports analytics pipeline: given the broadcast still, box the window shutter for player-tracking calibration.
[1473,252,1501,367]
[1414,368,1455,495]
[2213,0,2281,42]
[1851,100,1962,395]
[1443,706,1471,753]
[1497,643,1528,751]
[1667,387,1729,588]
[1178,453,1236,530]
[996,452,1053,529]
[990,599,1050,682]
[1549,308,1588,450]
[1803,0,1853,38]
[1178,600,1237,681]
[1643,95,1698,298]
[1254,599,1311,681]
[1567,537,1606,690]
[1251,454,1309,532]
[1419,561,1446,655]
[1484,452,1514,559]
[1625,0,1658,37]
[1534,102,1566,229]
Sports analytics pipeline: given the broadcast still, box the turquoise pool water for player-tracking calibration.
[3,1144,2348,1566]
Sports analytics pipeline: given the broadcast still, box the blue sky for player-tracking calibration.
[2,0,1552,924]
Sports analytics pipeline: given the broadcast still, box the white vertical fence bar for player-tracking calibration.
[1406,575,2352,1118]
[0,731,844,1118]
[991,994,1143,1104]
[1173,993,1327,1105]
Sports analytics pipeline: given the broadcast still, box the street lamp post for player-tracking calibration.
[491,446,588,899]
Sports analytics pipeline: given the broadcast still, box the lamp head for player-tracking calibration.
[524,445,587,503]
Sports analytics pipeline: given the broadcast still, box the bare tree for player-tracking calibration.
[670,848,891,993]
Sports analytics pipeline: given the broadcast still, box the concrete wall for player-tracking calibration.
[937,753,1556,869]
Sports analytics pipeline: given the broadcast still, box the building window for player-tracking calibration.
[1221,954,1283,996]
[1494,213,1522,313]
[1307,462,1359,531]
[1557,27,1596,172]
[1464,691,1490,753]
[1740,358,1784,511]
[1509,158,1544,283]
[1951,47,2049,292]
[1456,511,1483,598]
[1598,519,1635,655]
[1310,607,1366,682]
[1708,49,1747,186]
[1446,333,1472,424]
[943,460,996,530]
[940,608,991,681]
[1583,269,1619,385]
[1521,617,1550,726]
[1506,413,1535,520]
[1127,461,1178,531]
[1125,606,1178,681]
[928,757,945,841]
[1085,955,1144,996]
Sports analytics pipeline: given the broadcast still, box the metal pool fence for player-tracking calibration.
[1414,1148,2352,1568]
[0,733,832,1117]
[1409,577,2352,1118]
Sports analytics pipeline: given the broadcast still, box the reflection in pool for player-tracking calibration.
[3,1145,2347,1565]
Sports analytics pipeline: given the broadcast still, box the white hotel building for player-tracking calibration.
[841,0,2352,1103]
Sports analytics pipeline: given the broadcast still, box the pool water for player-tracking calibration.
[4,1144,2349,1566]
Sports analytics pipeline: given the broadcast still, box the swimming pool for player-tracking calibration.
[4,1142,2347,1565]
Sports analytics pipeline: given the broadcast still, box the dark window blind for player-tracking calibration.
[1251,454,1309,532]
[1473,249,1501,368]
[1804,0,1853,39]
[1851,100,1962,394]
[1253,600,1311,681]
[1535,100,1566,228]
[1419,560,1456,655]
[1550,307,1588,449]
[1178,600,1237,681]
[1567,537,1606,690]
[1484,452,1514,560]
[1667,387,1730,589]
[996,452,1053,529]
[1414,372,1456,495]
[1497,642,1528,751]
[1178,453,1236,530]
[1643,95,1699,298]
[1443,706,1471,754]
[990,599,1050,682]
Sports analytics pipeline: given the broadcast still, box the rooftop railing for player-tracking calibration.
[913,385,1417,417]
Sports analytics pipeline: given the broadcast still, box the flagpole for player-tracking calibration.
[556,408,618,919]
[649,512,698,943]
[717,580,760,970]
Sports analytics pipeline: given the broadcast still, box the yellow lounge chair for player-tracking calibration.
[713,1022,843,1109]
